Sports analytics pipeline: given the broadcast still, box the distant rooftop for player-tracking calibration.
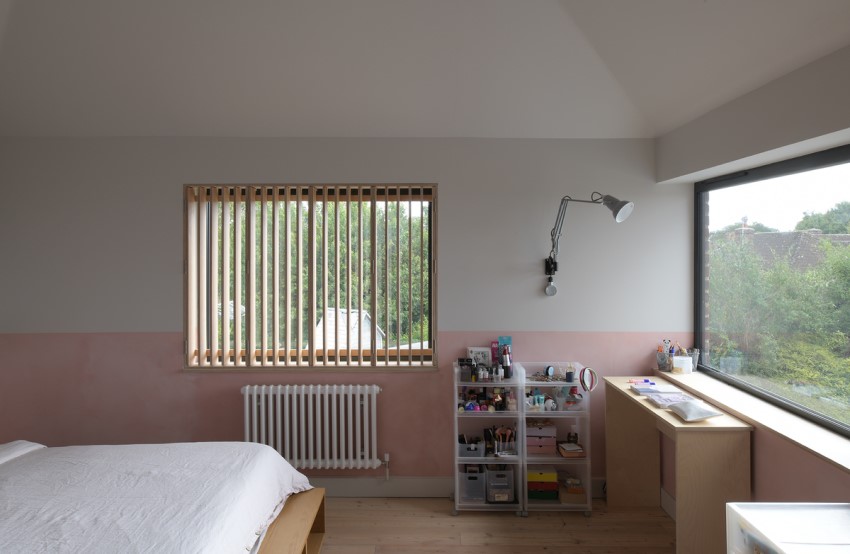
[729,228,850,271]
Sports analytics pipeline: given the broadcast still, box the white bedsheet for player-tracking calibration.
[0,441,312,553]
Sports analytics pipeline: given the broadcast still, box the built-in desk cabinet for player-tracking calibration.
[604,376,752,554]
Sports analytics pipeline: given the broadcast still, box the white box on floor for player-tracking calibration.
[726,502,850,553]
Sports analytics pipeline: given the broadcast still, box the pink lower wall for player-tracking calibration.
[0,330,684,482]
[4,329,847,501]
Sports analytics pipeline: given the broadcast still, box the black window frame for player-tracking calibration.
[694,143,850,439]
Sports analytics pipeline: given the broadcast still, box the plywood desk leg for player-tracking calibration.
[676,431,751,554]
[605,383,661,508]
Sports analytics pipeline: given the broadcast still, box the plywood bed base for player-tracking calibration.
[259,487,326,554]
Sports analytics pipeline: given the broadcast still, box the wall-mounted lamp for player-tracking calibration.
[544,191,634,296]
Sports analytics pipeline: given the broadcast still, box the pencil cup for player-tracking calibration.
[656,351,670,371]
[688,348,700,370]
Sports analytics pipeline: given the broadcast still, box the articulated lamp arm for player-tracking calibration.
[544,191,633,297]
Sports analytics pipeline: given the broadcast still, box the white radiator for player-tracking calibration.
[241,384,382,470]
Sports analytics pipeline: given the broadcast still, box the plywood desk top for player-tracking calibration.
[604,376,752,439]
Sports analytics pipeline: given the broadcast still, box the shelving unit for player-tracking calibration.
[521,362,592,516]
[452,361,592,517]
[452,362,524,515]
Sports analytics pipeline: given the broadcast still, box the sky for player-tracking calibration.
[709,162,850,232]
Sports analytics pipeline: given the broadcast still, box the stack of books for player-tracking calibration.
[557,442,585,458]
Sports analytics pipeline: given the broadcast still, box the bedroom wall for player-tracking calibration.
[1,136,846,502]
[0,137,688,487]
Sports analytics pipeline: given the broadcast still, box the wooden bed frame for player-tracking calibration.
[259,487,326,554]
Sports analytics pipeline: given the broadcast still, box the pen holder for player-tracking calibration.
[656,351,671,371]
[688,348,700,369]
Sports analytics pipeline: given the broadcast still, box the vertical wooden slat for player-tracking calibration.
[296,187,304,366]
[261,187,269,367]
[334,188,341,366]
[221,189,232,366]
[346,191,352,367]
[185,187,198,367]
[197,187,209,367]
[419,192,426,365]
[308,187,317,367]
[273,188,281,365]
[383,186,390,366]
[247,187,257,366]
[369,187,378,366]
[322,188,329,366]
[357,187,365,364]
[209,189,221,367]
[395,190,401,365]
[234,187,244,367]
[284,187,292,366]
[407,189,413,365]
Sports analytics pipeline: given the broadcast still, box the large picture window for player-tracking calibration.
[185,184,436,369]
[695,145,850,437]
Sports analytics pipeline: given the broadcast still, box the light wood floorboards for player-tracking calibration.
[321,497,675,553]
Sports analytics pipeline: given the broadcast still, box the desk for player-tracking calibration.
[604,376,752,554]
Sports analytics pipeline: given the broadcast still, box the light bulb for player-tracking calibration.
[545,277,557,296]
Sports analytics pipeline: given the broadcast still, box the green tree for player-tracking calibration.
[796,201,850,233]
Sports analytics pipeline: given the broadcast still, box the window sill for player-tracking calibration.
[654,369,850,474]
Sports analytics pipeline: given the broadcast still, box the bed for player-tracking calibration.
[0,440,325,553]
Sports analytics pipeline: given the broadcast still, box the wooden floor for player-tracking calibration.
[321,497,675,553]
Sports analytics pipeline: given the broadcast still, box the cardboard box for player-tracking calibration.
[559,484,586,505]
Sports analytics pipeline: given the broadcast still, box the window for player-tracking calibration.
[695,144,850,437]
[185,184,435,369]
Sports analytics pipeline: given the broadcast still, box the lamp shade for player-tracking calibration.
[602,195,634,223]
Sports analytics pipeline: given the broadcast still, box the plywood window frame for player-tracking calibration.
[184,184,436,370]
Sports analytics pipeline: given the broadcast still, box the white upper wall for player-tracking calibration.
[0,137,690,334]
[657,44,850,184]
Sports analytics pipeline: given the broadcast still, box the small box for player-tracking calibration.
[485,469,515,503]
[528,490,559,500]
[527,481,559,492]
[459,472,486,502]
[526,436,556,455]
[559,484,586,504]
[527,466,558,483]
[458,443,482,458]
[526,436,556,447]
[526,424,557,437]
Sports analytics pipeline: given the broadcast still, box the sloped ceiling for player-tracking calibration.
[0,0,849,138]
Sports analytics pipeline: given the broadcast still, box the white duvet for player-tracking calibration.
[0,440,312,553]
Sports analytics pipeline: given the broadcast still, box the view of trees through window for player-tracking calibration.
[700,158,850,433]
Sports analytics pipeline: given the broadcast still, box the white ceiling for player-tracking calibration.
[1,0,849,139]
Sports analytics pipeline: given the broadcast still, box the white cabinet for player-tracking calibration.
[452,361,592,516]
[727,503,850,553]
